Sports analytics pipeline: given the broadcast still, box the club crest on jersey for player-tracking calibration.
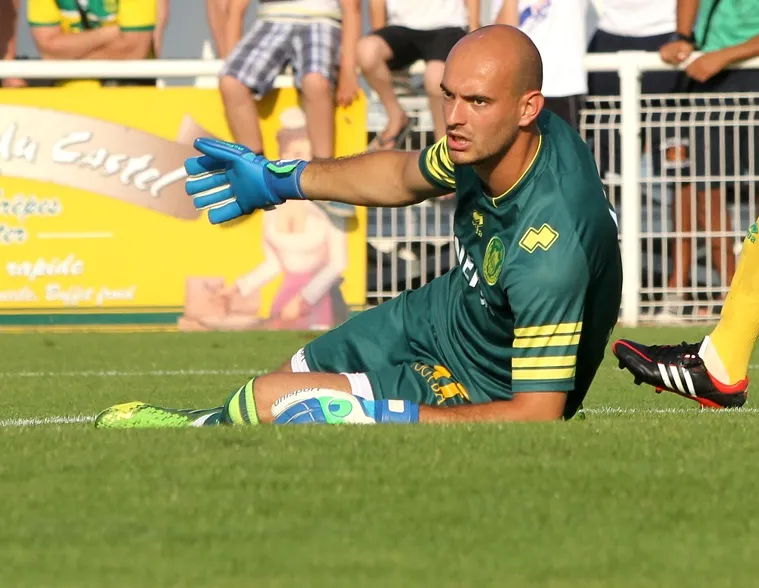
[483,236,505,286]
[519,223,559,254]
[472,211,484,237]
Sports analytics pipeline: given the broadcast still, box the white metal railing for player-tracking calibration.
[2,52,758,325]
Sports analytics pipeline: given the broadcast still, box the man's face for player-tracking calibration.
[441,55,523,166]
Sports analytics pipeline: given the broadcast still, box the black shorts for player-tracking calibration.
[587,30,681,96]
[543,95,584,131]
[587,29,681,180]
[372,26,466,71]
[672,69,759,190]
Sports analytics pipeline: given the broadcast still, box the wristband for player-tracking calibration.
[668,32,695,44]
[366,399,420,424]
[264,159,308,202]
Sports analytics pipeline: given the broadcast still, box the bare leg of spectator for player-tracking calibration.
[707,187,736,289]
[220,75,264,154]
[206,0,230,57]
[300,72,355,217]
[0,0,25,88]
[154,0,170,58]
[357,35,409,149]
[668,183,693,292]
[424,60,446,140]
[300,72,336,159]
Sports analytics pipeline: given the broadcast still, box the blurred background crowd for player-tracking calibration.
[1,0,757,321]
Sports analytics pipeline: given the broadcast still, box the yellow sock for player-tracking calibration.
[707,221,759,384]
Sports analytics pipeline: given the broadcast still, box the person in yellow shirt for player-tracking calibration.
[28,0,156,86]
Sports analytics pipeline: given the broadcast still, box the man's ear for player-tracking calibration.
[519,91,544,128]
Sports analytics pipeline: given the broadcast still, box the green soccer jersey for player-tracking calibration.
[418,110,622,418]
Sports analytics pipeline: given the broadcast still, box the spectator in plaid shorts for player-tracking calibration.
[219,0,361,162]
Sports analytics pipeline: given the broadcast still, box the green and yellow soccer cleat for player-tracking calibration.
[94,401,221,429]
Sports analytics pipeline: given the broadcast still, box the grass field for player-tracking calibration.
[2,326,758,587]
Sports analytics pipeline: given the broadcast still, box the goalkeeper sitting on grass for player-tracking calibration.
[96,25,622,428]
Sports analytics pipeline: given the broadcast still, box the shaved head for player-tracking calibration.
[448,25,543,97]
[439,25,545,168]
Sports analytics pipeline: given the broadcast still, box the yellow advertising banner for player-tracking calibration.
[0,87,367,331]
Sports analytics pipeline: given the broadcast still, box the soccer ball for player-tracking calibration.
[271,388,376,425]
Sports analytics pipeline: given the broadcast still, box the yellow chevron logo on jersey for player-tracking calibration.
[519,224,559,253]
[472,211,484,237]
[412,362,471,405]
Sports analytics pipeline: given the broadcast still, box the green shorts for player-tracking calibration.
[298,280,489,407]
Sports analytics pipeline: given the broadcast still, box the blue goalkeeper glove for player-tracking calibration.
[184,138,308,224]
[272,390,420,425]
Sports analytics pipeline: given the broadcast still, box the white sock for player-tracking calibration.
[341,372,375,401]
[698,336,730,384]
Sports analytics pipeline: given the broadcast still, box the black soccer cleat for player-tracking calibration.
[612,339,748,409]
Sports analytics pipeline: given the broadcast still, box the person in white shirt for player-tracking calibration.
[357,0,480,149]
[493,0,590,130]
[587,0,678,97]
[586,1,678,180]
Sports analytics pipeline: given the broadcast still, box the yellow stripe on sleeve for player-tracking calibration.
[437,140,454,173]
[512,367,576,381]
[424,141,456,188]
[513,322,582,338]
[513,333,581,348]
[512,356,576,368]
[427,156,455,187]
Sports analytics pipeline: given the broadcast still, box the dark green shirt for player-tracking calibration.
[418,110,622,418]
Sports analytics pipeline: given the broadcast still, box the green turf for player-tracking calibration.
[1,327,757,587]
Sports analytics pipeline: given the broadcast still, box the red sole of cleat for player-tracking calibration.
[655,386,727,409]
[695,397,728,409]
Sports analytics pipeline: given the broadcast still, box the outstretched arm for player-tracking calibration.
[185,137,455,223]
[299,151,449,207]
[419,392,566,422]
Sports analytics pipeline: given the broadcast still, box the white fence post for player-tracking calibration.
[618,52,643,327]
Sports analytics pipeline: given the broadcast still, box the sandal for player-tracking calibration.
[368,118,413,151]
